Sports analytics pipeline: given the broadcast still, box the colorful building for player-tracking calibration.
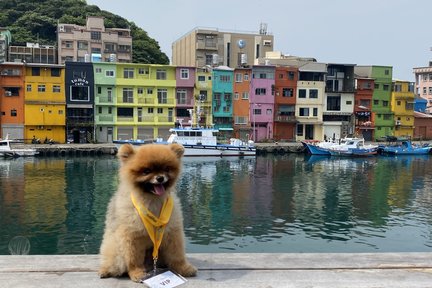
[114,63,176,140]
[391,80,415,138]
[0,62,25,139]
[65,62,95,143]
[194,67,213,127]
[413,64,432,114]
[250,65,275,141]
[355,66,393,140]
[175,66,195,127]
[296,62,326,141]
[354,76,375,141]
[212,66,234,130]
[233,67,252,140]
[93,62,116,143]
[323,64,355,140]
[24,64,66,143]
[273,66,297,141]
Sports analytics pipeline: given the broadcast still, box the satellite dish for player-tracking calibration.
[237,39,246,49]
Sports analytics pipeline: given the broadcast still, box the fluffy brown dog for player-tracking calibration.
[99,143,197,282]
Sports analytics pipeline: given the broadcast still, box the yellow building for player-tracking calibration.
[194,68,213,127]
[391,80,415,138]
[24,64,66,143]
[114,63,177,140]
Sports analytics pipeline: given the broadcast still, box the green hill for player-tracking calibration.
[0,0,169,64]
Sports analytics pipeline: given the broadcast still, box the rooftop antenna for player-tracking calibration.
[259,23,267,35]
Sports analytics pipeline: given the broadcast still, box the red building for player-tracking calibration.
[354,77,375,141]
[273,66,298,141]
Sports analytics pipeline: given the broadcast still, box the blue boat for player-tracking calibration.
[302,138,378,156]
[378,138,431,155]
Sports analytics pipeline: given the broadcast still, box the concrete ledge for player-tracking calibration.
[1,253,432,287]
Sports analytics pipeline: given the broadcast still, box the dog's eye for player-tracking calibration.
[164,167,170,172]
[142,168,151,174]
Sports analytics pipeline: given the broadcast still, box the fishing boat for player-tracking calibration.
[378,137,431,155]
[114,127,256,157]
[0,135,39,157]
[302,138,378,156]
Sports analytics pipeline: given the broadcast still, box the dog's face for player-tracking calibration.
[117,143,184,196]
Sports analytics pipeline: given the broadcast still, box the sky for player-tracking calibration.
[87,0,432,81]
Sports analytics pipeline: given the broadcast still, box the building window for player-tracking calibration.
[255,88,266,95]
[91,31,101,40]
[385,69,389,75]
[266,109,272,115]
[95,68,102,73]
[313,108,318,116]
[242,92,249,99]
[32,67,40,76]
[148,108,154,113]
[244,73,249,81]
[97,87,102,94]
[383,84,389,91]
[397,100,401,106]
[38,85,46,92]
[107,88,112,102]
[375,84,379,89]
[282,88,293,97]
[122,88,134,103]
[235,73,242,82]
[288,71,295,80]
[26,84,32,92]
[220,75,231,82]
[98,107,102,114]
[51,68,60,77]
[157,108,163,114]
[78,41,88,50]
[137,87,144,94]
[429,87,432,95]
[156,69,167,80]
[198,75,205,81]
[383,101,389,107]
[374,99,379,105]
[91,47,101,54]
[296,124,303,136]
[299,108,309,116]
[180,69,189,79]
[253,108,262,115]
[147,88,153,94]
[124,68,134,79]
[106,70,114,77]
[309,89,318,98]
[157,89,168,104]
[327,96,341,111]
[11,109,17,117]
[234,93,239,100]
[138,68,148,75]
[53,85,61,93]
[298,89,306,98]
[176,89,187,104]
[70,86,89,101]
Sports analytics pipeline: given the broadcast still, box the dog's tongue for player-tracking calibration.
[153,184,165,196]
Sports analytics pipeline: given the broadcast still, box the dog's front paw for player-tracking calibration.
[128,268,146,282]
[175,262,197,277]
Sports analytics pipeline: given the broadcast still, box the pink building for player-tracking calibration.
[250,65,275,141]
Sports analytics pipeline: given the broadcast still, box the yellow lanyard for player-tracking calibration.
[131,193,174,261]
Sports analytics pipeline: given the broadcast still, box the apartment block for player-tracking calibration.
[24,64,66,143]
[212,66,234,130]
[233,67,252,140]
[355,66,393,140]
[194,67,213,128]
[114,63,177,141]
[57,16,132,64]
[175,66,195,127]
[391,80,415,138]
[413,63,432,113]
[0,62,25,139]
[172,25,274,69]
[354,76,375,141]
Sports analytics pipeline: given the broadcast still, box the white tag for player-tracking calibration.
[141,270,187,288]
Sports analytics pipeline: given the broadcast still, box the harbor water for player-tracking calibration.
[1,154,432,255]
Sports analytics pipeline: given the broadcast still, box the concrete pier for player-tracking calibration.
[1,253,432,287]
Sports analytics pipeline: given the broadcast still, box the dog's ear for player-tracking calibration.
[117,144,135,163]
[169,143,184,158]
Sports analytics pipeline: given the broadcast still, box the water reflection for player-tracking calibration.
[1,154,432,254]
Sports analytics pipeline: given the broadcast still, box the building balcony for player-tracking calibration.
[274,115,297,122]
[97,115,114,122]
[196,42,217,50]
[137,97,155,104]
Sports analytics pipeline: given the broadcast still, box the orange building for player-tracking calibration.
[0,62,25,139]
[273,66,298,141]
[233,67,252,140]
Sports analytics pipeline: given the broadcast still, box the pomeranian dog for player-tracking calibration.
[99,143,197,282]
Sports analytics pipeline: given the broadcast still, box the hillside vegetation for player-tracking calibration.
[0,0,169,64]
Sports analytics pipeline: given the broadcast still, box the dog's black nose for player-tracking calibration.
[156,176,164,183]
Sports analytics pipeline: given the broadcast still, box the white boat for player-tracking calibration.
[302,137,378,156]
[114,127,256,157]
[0,135,39,157]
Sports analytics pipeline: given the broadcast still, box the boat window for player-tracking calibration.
[177,131,184,136]
[0,142,7,146]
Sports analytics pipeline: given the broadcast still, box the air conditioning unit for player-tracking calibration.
[5,91,12,96]
[58,25,65,32]
[395,120,401,126]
